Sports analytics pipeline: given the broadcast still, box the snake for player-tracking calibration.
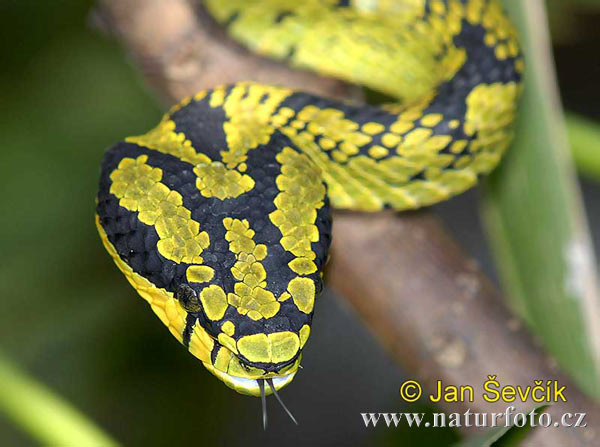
[95,0,522,425]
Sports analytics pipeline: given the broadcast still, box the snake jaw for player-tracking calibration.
[204,364,297,397]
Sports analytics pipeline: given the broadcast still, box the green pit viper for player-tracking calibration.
[96,0,522,426]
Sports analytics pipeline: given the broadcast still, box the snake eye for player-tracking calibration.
[175,284,202,313]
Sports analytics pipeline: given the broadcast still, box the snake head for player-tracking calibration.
[175,279,317,397]
[96,112,332,399]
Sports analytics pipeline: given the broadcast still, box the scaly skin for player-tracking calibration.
[96,0,522,396]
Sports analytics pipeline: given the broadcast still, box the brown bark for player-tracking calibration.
[93,0,362,103]
[329,211,600,445]
[95,1,600,444]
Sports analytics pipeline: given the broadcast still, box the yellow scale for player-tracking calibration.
[97,0,523,406]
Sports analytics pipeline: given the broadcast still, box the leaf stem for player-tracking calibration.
[0,353,119,447]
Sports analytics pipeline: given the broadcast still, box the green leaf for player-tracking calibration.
[482,0,600,401]
[0,353,119,447]
[455,406,548,447]
[567,114,600,181]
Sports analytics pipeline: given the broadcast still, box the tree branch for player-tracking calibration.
[96,1,600,444]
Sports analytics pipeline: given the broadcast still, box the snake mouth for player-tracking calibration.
[204,364,297,397]
[204,365,299,427]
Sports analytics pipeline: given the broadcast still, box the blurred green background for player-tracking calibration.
[1,1,599,446]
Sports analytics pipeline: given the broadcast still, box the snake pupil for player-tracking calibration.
[176,284,202,313]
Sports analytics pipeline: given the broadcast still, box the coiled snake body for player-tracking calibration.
[96,0,522,404]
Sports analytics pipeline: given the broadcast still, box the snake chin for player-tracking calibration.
[205,365,297,397]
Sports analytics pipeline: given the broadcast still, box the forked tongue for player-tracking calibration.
[258,378,299,429]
